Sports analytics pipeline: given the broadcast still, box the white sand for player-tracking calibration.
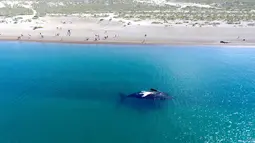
[0,16,255,46]
[134,0,214,8]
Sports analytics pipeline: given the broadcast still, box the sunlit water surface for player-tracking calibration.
[0,42,254,143]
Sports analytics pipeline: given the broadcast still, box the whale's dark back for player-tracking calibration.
[127,91,171,100]
[118,91,171,112]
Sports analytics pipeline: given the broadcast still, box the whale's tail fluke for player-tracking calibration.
[119,93,127,102]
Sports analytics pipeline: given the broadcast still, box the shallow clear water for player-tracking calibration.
[0,42,254,143]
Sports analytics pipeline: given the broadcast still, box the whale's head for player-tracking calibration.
[155,92,172,100]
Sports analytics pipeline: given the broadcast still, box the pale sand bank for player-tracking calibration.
[0,16,255,47]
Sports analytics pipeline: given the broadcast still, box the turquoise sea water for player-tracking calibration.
[0,42,254,143]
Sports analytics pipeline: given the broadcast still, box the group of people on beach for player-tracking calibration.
[14,27,148,44]
[92,31,111,41]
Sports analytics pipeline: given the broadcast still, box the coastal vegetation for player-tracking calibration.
[0,6,33,16]
[0,0,255,25]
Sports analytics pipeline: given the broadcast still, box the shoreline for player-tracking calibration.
[1,37,255,48]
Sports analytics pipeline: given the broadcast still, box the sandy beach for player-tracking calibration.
[1,16,255,46]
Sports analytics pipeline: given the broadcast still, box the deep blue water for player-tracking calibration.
[0,42,254,143]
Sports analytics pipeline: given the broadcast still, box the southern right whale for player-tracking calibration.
[120,88,173,101]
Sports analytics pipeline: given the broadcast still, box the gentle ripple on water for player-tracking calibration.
[0,43,254,143]
[148,47,255,143]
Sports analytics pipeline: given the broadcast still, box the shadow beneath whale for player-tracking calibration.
[116,94,171,113]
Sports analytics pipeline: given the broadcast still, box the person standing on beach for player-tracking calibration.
[142,34,147,43]
[40,33,44,38]
[67,29,71,36]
